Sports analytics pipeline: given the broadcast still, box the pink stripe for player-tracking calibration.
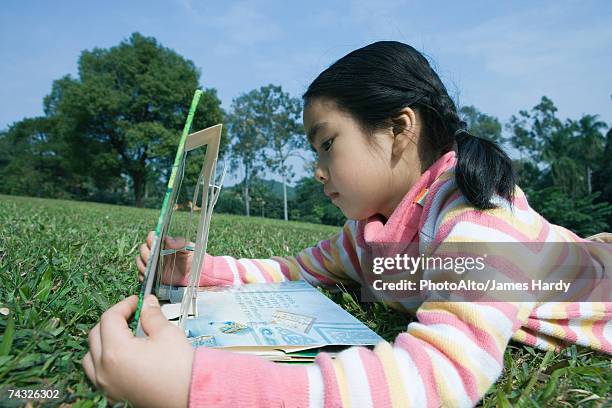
[356,220,368,249]
[552,240,569,273]
[395,334,440,408]
[416,338,481,404]
[567,243,596,299]
[425,172,454,201]
[357,348,392,408]
[517,327,540,348]
[271,257,294,280]
[605,302,612,316]
[315,353,344,407]
[321,238,332,253]
[189,348,310,407]
[250,259,275,282]
[195,255,235,286]
[566,238,608,302]
[458,252,534,283]
[424,189,464,228]
[524,317,541,332]
[210,256,235,283]
[591,319,612,353]
[311,246,329,272]
[513,189,530,211]
[552,319,578,343]
[295,255,337,285]
[474,302,523,332]
[563,303,583,319]
[418,156,457,224]
[416,310,503,364]
[234,260,250,283]
[341,231,363,278]
[564,227,583,242]
[548,242,599,301]
[570,274,600,303]
[435,209,549,244]
[593,302,612,354]
[419,176,456,228]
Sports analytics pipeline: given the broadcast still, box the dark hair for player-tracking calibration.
[302,41,515,210]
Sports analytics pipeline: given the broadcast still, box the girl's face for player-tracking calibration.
[303,98,423,221]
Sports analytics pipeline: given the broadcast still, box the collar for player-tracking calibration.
[363,151,457,244]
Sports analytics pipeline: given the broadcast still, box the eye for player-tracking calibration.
[321,138,334,152]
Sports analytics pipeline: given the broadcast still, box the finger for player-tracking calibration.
[88,323,102,366]
[82,352,97,387]
[140,295,175,338]
[164,235,188,250]
[100,295,139,349]
[136,254,146,275]
[139,243,150,263]
[146,230,155,248]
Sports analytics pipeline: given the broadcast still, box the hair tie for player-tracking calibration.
[454,128,469,143]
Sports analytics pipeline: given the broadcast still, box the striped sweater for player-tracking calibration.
[186,151,611,407]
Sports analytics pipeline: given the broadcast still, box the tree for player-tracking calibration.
[507,97,563,163]
[255,85,305,221]
[214,188,244,215]
[0,115,115,199]
[248,177,284,219]
[566,115,607,194]
[459,105,502,142]
[290,177,345,226]
[526,187,611,237]
[593,127,612,199]
[507,96,611,234]
[508,97,609,198]
[227,90,268,217]
[508,97,577,195]
[0,117,64,197]
[43,32,226,207]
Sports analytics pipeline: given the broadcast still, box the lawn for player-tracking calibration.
[0,194,610,407]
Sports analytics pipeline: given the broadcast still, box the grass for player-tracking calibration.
[0,194,610,407]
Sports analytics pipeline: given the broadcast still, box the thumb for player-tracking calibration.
[140,295,172,337]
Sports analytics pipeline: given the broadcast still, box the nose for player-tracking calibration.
[314,163,328,184]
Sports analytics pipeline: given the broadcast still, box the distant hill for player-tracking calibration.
[224,178,296,200]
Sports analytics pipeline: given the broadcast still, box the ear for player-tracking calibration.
[391,107,418,158]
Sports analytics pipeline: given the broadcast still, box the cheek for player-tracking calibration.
[352,159,389,191]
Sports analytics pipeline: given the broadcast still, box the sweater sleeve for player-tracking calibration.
[182,220,362,288]
[187,230,537,407]
[188,302,532,407]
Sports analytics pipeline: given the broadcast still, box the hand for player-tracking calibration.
[137,231,194,285]
[82,295,194,407]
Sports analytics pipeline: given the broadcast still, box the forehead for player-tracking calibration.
[304,99,352,144]
[303,98,335,123]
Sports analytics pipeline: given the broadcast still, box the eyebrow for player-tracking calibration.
[307,121,328,145]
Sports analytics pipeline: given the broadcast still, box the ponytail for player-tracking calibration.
[454,126,516,210]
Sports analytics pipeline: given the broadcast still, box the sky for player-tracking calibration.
[1,0,611,185]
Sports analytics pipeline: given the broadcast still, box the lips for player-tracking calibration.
[325,192,339,200]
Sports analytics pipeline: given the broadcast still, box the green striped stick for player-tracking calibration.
[134,89,202,336]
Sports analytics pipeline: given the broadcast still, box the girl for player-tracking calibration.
[83,41,611,407]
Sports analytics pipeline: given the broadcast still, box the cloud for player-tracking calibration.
[429,3,612,122]
[440,4,612,79]
[174,0,195,13]
[208,1,284,47]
